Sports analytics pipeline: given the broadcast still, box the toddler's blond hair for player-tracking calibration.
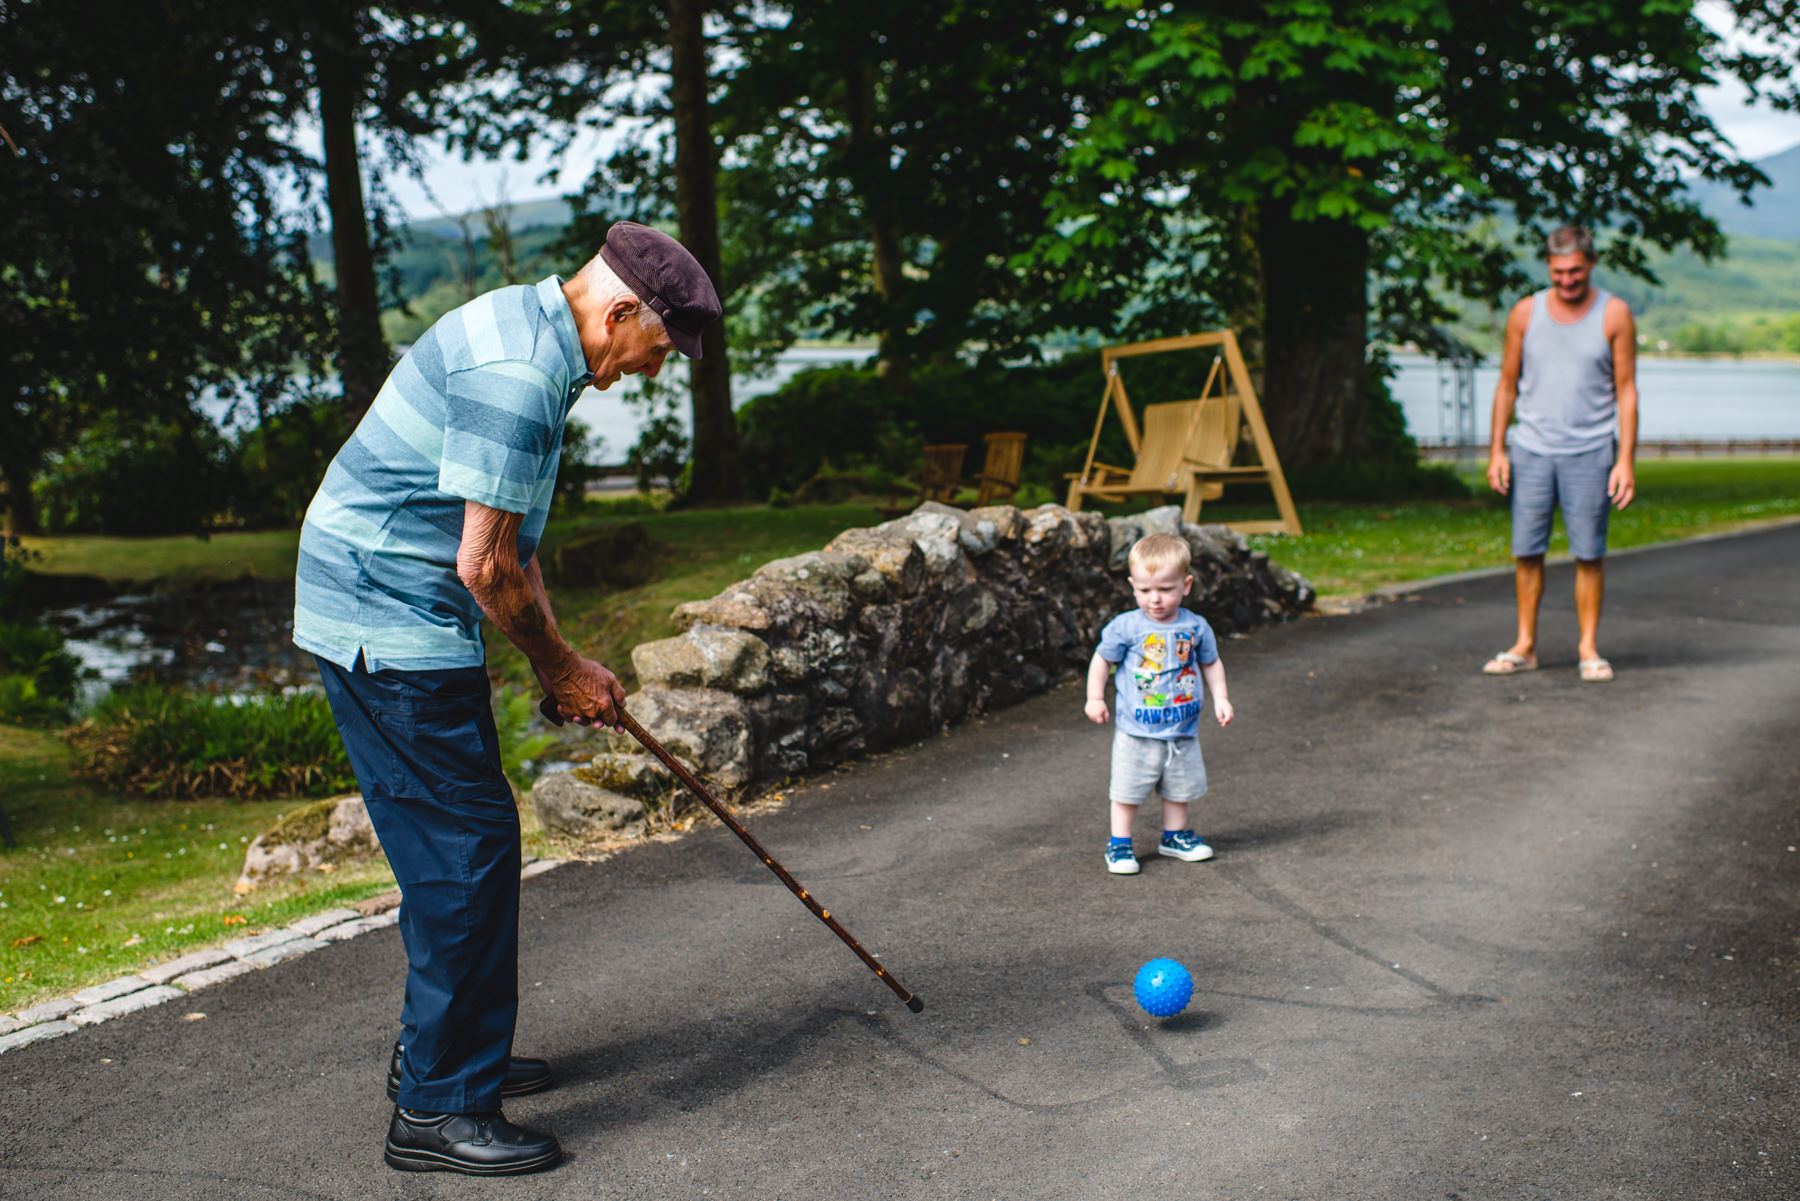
[1128,533,1191,576]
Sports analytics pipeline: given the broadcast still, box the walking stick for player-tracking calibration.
[541,697,923,1013]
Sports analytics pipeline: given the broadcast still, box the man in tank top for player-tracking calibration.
[1484,224,1639,682]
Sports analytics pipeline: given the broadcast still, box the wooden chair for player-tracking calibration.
[1064,329,1302,535]
[882,443,968,516]
[974,431,1028,505]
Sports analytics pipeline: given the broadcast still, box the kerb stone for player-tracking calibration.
[172,961,258,991]
[241,938,326,969]
[68,986,184,1027]
[0,1021,78,1054]
[141,948,236,985]
[285,908,362,938]
[70,976,155,1007]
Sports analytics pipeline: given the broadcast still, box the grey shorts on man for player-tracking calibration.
[1510,443,1615,560]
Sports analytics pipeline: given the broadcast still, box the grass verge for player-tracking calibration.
[0,724,389,1011]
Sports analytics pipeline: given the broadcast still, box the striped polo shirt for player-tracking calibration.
[294,276,592,672]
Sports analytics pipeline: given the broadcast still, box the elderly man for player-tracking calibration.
[1484,224,1639,682]
[294,222,721,1175]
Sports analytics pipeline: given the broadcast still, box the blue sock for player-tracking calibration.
[1109,836,1132,848]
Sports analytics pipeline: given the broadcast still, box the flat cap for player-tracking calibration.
[600,221,723,360]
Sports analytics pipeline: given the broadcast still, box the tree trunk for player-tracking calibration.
[1,452,38,537]
[1255,206,1370,467]
[841,61,910,390]
[317,47,390,426]
[668,0,740,505]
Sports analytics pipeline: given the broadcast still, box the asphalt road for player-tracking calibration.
[4,522,1798,1201]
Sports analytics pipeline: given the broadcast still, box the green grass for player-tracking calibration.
[1223,457,1800,596]
[0,724,395,1012]
[17,529,300,589]
[5,460,1796,1012]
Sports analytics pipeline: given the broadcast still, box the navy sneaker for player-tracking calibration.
[1105,842,1140,875]
[1159,830,1215,862]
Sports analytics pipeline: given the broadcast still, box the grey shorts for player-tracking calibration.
[1510,443,1614,560]
[1109,730,1208,805]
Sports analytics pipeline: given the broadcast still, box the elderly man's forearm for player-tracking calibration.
[461,561,579,676]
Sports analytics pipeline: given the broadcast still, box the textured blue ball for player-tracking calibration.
[1134,958,1194,1017]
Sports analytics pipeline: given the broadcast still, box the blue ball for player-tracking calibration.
[1134,958,1194,1017]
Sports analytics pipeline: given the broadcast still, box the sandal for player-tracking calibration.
[1579,657,1614,682]
[1482,651,1538,676]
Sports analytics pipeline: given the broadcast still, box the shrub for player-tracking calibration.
[66,685,355,800]
[65,682,561,800]
[0,540,83,726]
[735,355,1117,503]
[493,687,557,790]
[35,412,234,535]
[0,619,81,725]
[226,394,353,529]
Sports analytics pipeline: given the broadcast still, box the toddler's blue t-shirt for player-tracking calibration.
[1096,608,1219,740]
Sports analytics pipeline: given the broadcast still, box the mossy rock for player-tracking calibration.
[236,794,382,891]
[260,798,336,847]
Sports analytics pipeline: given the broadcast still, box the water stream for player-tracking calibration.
[44,579,310,708]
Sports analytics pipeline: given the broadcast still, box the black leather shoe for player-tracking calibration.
[384,1107,562,1175]
[386,1041,554,1102]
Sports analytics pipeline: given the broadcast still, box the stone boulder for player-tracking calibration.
[530,768,650,839]
[632,625,773,693]
[236,794,383,891]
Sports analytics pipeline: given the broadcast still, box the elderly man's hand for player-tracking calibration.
[545,656,628,731]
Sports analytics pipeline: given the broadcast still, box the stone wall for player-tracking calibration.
[535,503,1311,836]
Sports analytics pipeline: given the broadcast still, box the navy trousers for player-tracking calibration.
[315,654,520,1113]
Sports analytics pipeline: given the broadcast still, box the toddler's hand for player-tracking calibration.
[1085,698,1110,724]
[1214,698,1234,727]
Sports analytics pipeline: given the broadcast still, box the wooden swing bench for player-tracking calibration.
[1064,330,1302,536]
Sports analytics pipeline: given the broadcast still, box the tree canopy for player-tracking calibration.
[0,0,333,533]
[3,0,1796,529]
[1035,0,1800,462]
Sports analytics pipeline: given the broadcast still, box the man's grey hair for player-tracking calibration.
[574,252,665,331]
[1545,224,1596,261]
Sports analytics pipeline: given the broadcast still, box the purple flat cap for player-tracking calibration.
[599,221,723,360]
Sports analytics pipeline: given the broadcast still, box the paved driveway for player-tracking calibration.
[4,522,1798,1200]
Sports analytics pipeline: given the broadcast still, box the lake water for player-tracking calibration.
[1386,353,1800,446]
[574,349,1800,460]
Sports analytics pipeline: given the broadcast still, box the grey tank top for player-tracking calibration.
[1512,288,1618,456]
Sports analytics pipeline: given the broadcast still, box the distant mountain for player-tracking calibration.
[1688,142,1800,241]
[401,196,575,241]
[308,195,576,265]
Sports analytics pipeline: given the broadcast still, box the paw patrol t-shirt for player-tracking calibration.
[1096,608,1218,740]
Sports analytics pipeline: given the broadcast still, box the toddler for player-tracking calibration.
[1084,533,1233,874]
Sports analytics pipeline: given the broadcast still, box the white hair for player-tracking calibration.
[575,252,665,331]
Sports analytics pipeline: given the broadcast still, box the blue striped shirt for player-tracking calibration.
[294,276,591,671]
